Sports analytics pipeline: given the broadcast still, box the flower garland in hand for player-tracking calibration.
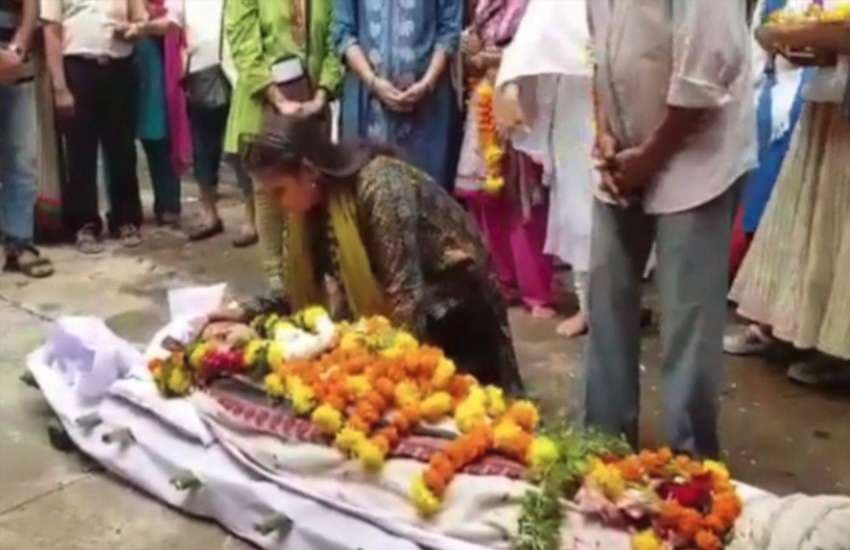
[475,80,505,195]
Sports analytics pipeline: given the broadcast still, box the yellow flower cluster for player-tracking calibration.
[411,475,442,517]
[769,2,850,24]
[286,375,316,415]
[632,530,663,550]
[528,436,559,476]
[475,81,505,195]
[587,458,626,501]
[421,392,453,423]
[454,386,488,433]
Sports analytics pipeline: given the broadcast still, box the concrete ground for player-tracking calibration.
[1,183,848,549]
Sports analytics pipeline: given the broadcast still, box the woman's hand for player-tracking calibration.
[461,29,482,58]
[114,22,145,41]
[371,76,407,111]
[206,305,248,324]
[300,90,328,118]
[493,83,526,134]
[398,79,433,110]
[266,85,305,117]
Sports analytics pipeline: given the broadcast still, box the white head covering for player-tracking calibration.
[495,0,591,87]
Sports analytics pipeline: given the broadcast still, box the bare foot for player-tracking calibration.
[557,312,588,338]
[530,305,556,319]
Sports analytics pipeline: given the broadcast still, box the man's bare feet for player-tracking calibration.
[557,312,588,338]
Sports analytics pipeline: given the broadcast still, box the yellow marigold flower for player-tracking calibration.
[482,176,504,195]
[632,530,664,550]
[454,391,487,434]
[338,331,363,352]
[421,392,453,423]
[263,373,286,399]
[267,341,286,370]
[466,385,486,404]
[287,376,316,415]
[188,343,208,370]
[704,460,731,482]
[394,331,419,350]
[411,474,441,517]
[302,306,328,331]
[483,385,506,417]
[477,81,494,99]
[431,358,456,389]
[167,366,191,395]
[243,339,265,367]
[528,436,559,475]
[588,458,626,501]
[493,419,523,450]
[484,145,503,164]
[311,404,343,435]
[380,346,403,360]
[355,439,386,472]
[335,426,367,455]
[508,400,540,431]
[394,380,421,408]
[345,375,372,400]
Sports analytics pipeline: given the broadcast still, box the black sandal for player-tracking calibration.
[232,231,259,248]
[188,220,224,242]
[4,246,54,278]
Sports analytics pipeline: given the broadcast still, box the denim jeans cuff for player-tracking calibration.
[4,236,34,253]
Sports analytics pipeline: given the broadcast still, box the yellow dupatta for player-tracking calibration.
[285,187,388,318]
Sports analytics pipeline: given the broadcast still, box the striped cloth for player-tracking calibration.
[730,103,850,360]
[205,384,527,479]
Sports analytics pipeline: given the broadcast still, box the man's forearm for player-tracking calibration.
[43,24,67,90]
[12,0,38,53]
[642,106,708,166]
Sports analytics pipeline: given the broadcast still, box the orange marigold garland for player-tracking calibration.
[474,81,505,195]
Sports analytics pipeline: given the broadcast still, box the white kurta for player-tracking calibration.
[496,0,595,270]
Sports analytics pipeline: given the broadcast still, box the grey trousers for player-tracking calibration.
[584,183,739,458]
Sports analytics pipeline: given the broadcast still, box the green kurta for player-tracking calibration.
[223,0,344,153]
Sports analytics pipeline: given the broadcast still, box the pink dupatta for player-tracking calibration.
[150,0,192,174]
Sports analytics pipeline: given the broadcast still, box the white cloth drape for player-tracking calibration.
[495,0,595,269]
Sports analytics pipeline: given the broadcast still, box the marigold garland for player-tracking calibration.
[475,81,505,195]
[150,306,742,546]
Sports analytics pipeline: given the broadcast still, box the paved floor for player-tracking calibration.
[1,185,848,549]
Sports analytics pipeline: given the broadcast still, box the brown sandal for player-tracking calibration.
[4,246,54,278]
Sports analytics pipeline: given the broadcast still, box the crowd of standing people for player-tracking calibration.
[1,0,849,458]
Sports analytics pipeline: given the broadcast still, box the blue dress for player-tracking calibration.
[333,0,462,189]
[742,68,809,233]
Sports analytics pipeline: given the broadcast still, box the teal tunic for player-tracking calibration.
[134,37,168,141]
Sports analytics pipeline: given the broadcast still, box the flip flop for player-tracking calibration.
[4,246,54,278]
[232,232,259,248]
[188,220,224,242]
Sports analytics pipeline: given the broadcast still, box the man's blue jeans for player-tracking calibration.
[0,80,37,252]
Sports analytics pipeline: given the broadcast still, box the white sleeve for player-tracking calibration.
[40,0,63,23]
[667,0,749,109]
[165,0,185,27]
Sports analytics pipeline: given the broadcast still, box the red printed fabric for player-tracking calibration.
[205,388,526,480]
